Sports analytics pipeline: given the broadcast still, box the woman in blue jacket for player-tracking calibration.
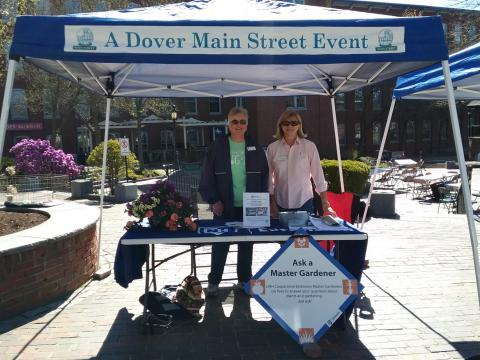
[199,107,268,296]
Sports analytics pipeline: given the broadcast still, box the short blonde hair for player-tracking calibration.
[273,110,306,140]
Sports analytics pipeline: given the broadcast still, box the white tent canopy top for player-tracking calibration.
[8,0,448,99]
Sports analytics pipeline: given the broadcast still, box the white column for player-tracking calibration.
[360,98,396,228]
[0,60,18,166]
[330,97,344,193]
[97,97,111,268]
[442,60,480,309]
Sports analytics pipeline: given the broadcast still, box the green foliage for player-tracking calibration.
[358,156,390,168]
[321,160,370,195]
[1,157,15,168]
[86,140,139,193]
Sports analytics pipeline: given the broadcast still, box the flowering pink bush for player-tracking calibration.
[9,139,82,178]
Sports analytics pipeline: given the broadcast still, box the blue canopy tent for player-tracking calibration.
[363,42,480,308]
[0,0,451,282]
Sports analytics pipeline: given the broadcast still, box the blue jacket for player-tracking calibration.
[199,135,269,219]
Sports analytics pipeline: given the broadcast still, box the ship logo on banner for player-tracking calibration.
[246,233,363,344]
[376,29,397,51]
[74,28,97,50]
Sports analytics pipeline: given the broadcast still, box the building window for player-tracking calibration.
[338,123,346,146]
[372,87,382,111]
[65,0,81,13]
[389,121,399,143]
[286,96,306,109]
[75,93,90,120]
[77,127,92,154]
[406,120,416,142]
[283,0,305,4]
[10,88,28,120]
[335,93,346,111]
[354,89,364,111]
[209,97,221,114]
[43,91,54,120]
[36,0,50,15]
[468,24,477,40]
[235,97,246,108]
[183,98,197,114]
[469,112,480,137]
[454,23,462,44]
[354,123,361,145]
[373,122,382,146]
[440,119,448,141]
[187,129,200,147]
[422,119,431,140]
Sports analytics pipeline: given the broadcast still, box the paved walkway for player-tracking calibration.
[1,173,480,359]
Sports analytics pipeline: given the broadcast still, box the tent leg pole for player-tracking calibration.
[97,97,112,270]
[330,97,344,193]
[0,60,17,167]
[442,60,480,309]
[360,98,396,229]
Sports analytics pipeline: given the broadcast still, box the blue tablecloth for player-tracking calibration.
[115,219,363,288]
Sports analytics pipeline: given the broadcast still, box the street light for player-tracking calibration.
[171,105,179,169]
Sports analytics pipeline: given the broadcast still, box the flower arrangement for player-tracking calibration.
[125,179,197,232]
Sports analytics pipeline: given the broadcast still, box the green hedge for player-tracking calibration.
[321,159,370,194]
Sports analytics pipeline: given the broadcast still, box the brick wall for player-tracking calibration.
[0,224,98,320]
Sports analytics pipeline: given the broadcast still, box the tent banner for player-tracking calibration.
[65,25,405,56]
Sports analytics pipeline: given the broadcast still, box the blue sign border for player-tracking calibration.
[246,233,364,344]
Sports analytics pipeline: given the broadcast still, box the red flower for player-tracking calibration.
[145,210,154,219]
[170,213,179,222]
[190,222,198,231]
[184,217,192,225]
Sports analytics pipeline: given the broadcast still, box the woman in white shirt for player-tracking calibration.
[266,110,336,218]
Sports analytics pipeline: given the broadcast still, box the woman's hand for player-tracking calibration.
[211,201,224,217]
[270,195,279,219]
[322,204,337,218]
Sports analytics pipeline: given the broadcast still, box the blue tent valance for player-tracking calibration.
[394,41,480,100]
[8,0,448,98]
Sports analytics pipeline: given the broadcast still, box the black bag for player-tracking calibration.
[139,291,195,320]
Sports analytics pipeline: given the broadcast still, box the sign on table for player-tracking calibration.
[243,192,270,228]
[247,233,362,344]
[119,138,130,156]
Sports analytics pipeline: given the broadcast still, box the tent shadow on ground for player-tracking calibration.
[92,287,375,359]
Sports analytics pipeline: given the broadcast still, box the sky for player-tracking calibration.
[353,0,480,10]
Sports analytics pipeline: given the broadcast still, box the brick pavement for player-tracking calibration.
[1,178,480,359]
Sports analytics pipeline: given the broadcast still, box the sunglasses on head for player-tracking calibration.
[281,120,300,126]
[230,119,247,125]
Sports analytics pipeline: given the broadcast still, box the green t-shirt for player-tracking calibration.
[229,138,246,207]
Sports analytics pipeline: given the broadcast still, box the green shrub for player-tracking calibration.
[1,157,15,168]
[321,159,370,194]
[358,156,390,168]
[86,140,139,194]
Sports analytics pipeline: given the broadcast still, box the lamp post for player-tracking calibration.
[171,105,179,169]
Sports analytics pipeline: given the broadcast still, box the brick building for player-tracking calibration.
[1,0,479,163]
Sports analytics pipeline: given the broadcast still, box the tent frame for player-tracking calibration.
[362,60,480,309]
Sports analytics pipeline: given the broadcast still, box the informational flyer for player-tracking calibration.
[247,234,362,344]
[243,192,270,228]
